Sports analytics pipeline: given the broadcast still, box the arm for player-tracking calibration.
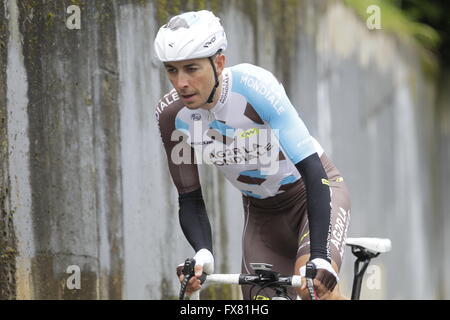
[295,153,331,262]
[156,95,213,253]
[156,94,214,280]
[178,187,213,254]
[178,187,214,294]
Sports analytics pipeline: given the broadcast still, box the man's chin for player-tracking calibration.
[184,103,203,110]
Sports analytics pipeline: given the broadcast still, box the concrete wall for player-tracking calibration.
[0,0,17,301]
[297,2,440,299]
[1,0,448,299]
[3,0,123,299]
[436,70,450,299]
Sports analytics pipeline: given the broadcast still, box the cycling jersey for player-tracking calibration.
[240,154,350,299]
[156,63,324,199]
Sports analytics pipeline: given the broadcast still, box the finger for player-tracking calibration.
[319,292,331,300]
[189,277,201,289]
[187,280,202,295]
[299,287,311,300]
[194,265,203,278]
[314,280,330,299]
[300,277,306,290]
[176,265,184,278]
[194,278,202,290]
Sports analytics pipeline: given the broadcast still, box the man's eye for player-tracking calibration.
[187,67,198,72]
[166,68,177,74]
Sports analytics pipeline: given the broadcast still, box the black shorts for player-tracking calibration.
[240,154,351,300]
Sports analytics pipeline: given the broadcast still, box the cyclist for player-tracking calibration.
[154,10,351,300]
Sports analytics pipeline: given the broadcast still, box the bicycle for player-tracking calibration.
[178,237,392,300]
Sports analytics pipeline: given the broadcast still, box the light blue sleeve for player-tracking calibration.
[231,64,316,164]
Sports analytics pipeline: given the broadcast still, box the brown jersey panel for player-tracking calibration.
[156,90,201,194]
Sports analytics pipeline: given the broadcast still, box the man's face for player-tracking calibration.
[164,55,225,109]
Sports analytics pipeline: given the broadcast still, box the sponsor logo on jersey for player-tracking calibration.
[219,72,230,104]
[299,231,309,244]
[239,74,286,115]
[190,140,213,146]
[208,143,273,166]
[239,128,259,139]
[155,89,180,122]
[331,207,351,259]
[170,127,281,174]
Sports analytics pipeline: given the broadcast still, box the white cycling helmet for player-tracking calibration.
[154,10,227,62]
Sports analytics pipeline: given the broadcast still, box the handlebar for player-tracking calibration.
[201,273,302,287]
[178,258,302,300]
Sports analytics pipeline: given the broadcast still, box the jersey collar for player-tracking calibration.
[208,68,231,114]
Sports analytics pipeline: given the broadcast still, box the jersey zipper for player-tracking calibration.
[208,109,215,121]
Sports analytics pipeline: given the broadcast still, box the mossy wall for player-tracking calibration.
[0,0,17,300]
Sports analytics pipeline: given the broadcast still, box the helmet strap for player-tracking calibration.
[206,55,220,104]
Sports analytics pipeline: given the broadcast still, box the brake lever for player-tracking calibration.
[305,261,318,300]
[182,258,196,277]
[179,258,196,300]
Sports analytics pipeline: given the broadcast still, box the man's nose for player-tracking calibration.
[175,72,189,89]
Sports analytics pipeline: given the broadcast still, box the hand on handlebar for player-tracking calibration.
[299,258,339,300]
[177,249,214,298]
[300,276,333,300]
[177,263,205,296]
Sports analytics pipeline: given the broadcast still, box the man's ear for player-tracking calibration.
[215,54,226,76]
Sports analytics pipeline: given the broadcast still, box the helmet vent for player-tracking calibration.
[166,15,197,30]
